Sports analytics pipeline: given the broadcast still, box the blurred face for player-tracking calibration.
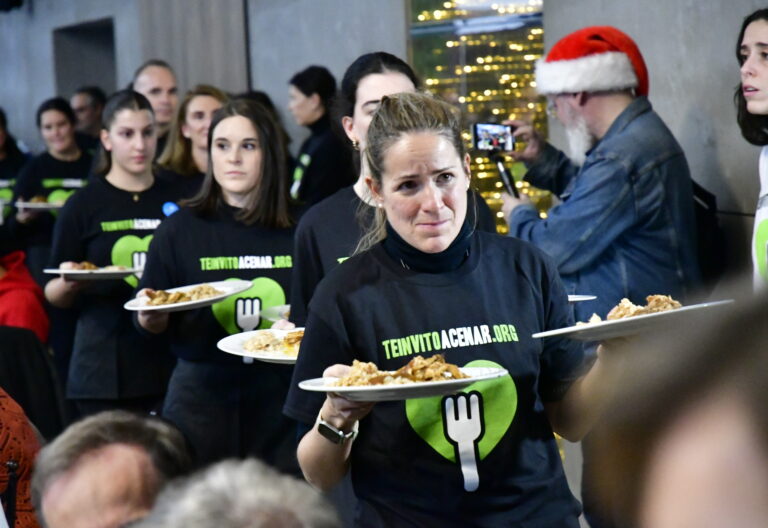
[40,110,76,155]
[211,115,262,205]
[740,19,768,115]
[70,93,101,133]
[640,393,768,528]
[133,66,178,127]
[41,444,157,528]
[287,85,321,126]
[343,71,416,151]
[368,132,469,253]
[181,95,223,150]
[100,109,156,176]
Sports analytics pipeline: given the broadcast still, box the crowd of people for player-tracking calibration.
[1,14,767,528]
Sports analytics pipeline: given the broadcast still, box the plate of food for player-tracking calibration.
[568,295,596,303]
[298,354,509,401]
[15,197,65,210]
[532,295,734,342]
[124,279,252,313]
[44,262,140,281]
[217,327,304,364]
[260,304,290,322]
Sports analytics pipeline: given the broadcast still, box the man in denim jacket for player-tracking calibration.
[502,26,700,324]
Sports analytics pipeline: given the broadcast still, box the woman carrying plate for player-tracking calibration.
[287,52,496,328]
[285,93,610,526]
[44,90,179,416]
[137,99,298,470]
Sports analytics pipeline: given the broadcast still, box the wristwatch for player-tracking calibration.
[316,414,358,445]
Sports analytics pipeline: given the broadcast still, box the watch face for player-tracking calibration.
[317,421,344,444]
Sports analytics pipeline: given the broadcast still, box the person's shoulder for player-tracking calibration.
[477,231,556,268]
[313,245,378,297]
[296,186,357,230]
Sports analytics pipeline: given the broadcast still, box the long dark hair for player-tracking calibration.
[93,90,155,176]
[185,99,293,228]
[0,107,25,162]
[735,9,768,145]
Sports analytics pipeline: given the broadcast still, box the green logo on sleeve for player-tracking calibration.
[406,359,516,466]
[0,188,12,217]
[211,277,286,334]
[755,219,768,281]
[111,234,153,287]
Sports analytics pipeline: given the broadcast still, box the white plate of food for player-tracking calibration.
[44,264,141,281]
[568,295,596,303]
[15,200,65,210]
[298,355,509,402]
[124,279,252,313]
[217,327,303,364]
[532,299,734,342]
[260,304,290,322]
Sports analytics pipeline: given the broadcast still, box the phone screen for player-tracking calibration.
[472,123,515,152]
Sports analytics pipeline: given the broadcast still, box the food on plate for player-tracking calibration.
[30,195,48,203]
[145,284,223,306]
[334,354,468,387]
[242,328,304,357]
[579,294,682,324]
[67,261,127,271]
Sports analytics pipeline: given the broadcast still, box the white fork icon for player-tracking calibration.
[132,252,147,278]
[236,298,261,331]
[444,392,483,492]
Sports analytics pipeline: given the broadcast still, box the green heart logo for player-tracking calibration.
[754,219,768,281]
[47,188,76,204]
[111,234,153,287]
[406,359,516,462]
[211,277,286,334]
[0,188,13,218]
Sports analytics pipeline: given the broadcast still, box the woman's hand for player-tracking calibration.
[505,119,545,164]
[58,261,88,292]
[271,318,295,330]
[319,364,375,430]
[15,206,40,225]
[44,262,87,308]
[136,288,169,334]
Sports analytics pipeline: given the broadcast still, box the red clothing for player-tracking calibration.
[0,252,48,343]
[0,387,41,528]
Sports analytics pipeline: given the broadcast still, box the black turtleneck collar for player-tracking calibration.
[308,112,331,135]
[382,219,472,273]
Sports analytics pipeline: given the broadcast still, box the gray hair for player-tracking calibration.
[136,458,341,528]
[32,411,192,516]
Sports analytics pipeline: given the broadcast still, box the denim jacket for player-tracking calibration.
[508,97,701,321]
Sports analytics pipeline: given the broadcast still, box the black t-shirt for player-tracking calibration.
[138,204,296,364]
[291,115,355,206]
[284,232,585,527]
[289,186,498,327]
[155,167,205,200]
[10,151,92,248]
[0,151,27,219]
[47,176,180,399]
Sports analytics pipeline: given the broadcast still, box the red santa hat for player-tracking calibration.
[535,26,649,97]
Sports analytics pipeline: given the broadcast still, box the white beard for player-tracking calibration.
[564,114,595,167]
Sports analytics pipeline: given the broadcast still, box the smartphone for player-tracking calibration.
[472,123,515,152]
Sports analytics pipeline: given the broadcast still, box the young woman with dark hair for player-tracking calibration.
[9,97,91,287]
[0,107,29,214]
[287,65,355,205]
[736,8,768,289]
[137,99,299,470]
[44,90,179,416]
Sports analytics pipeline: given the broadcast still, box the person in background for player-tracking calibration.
[284,52,496,329]
[157,84,228,198]
[9,97,91,287]
[44,90,178,417]
[70,86,106,155]
[135,458,341,528]
[238,90,295,177]
[284,92,614,527]
[500,26,701,528]
[736,8,768,290]
[0,386,42,528]
[588,293,768,528]
[131,59,179,159]
[31,410,192,528]
[136,99,298,471]
[0,107,29,220]
[287,65,355,206]
[0,230,48,343]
